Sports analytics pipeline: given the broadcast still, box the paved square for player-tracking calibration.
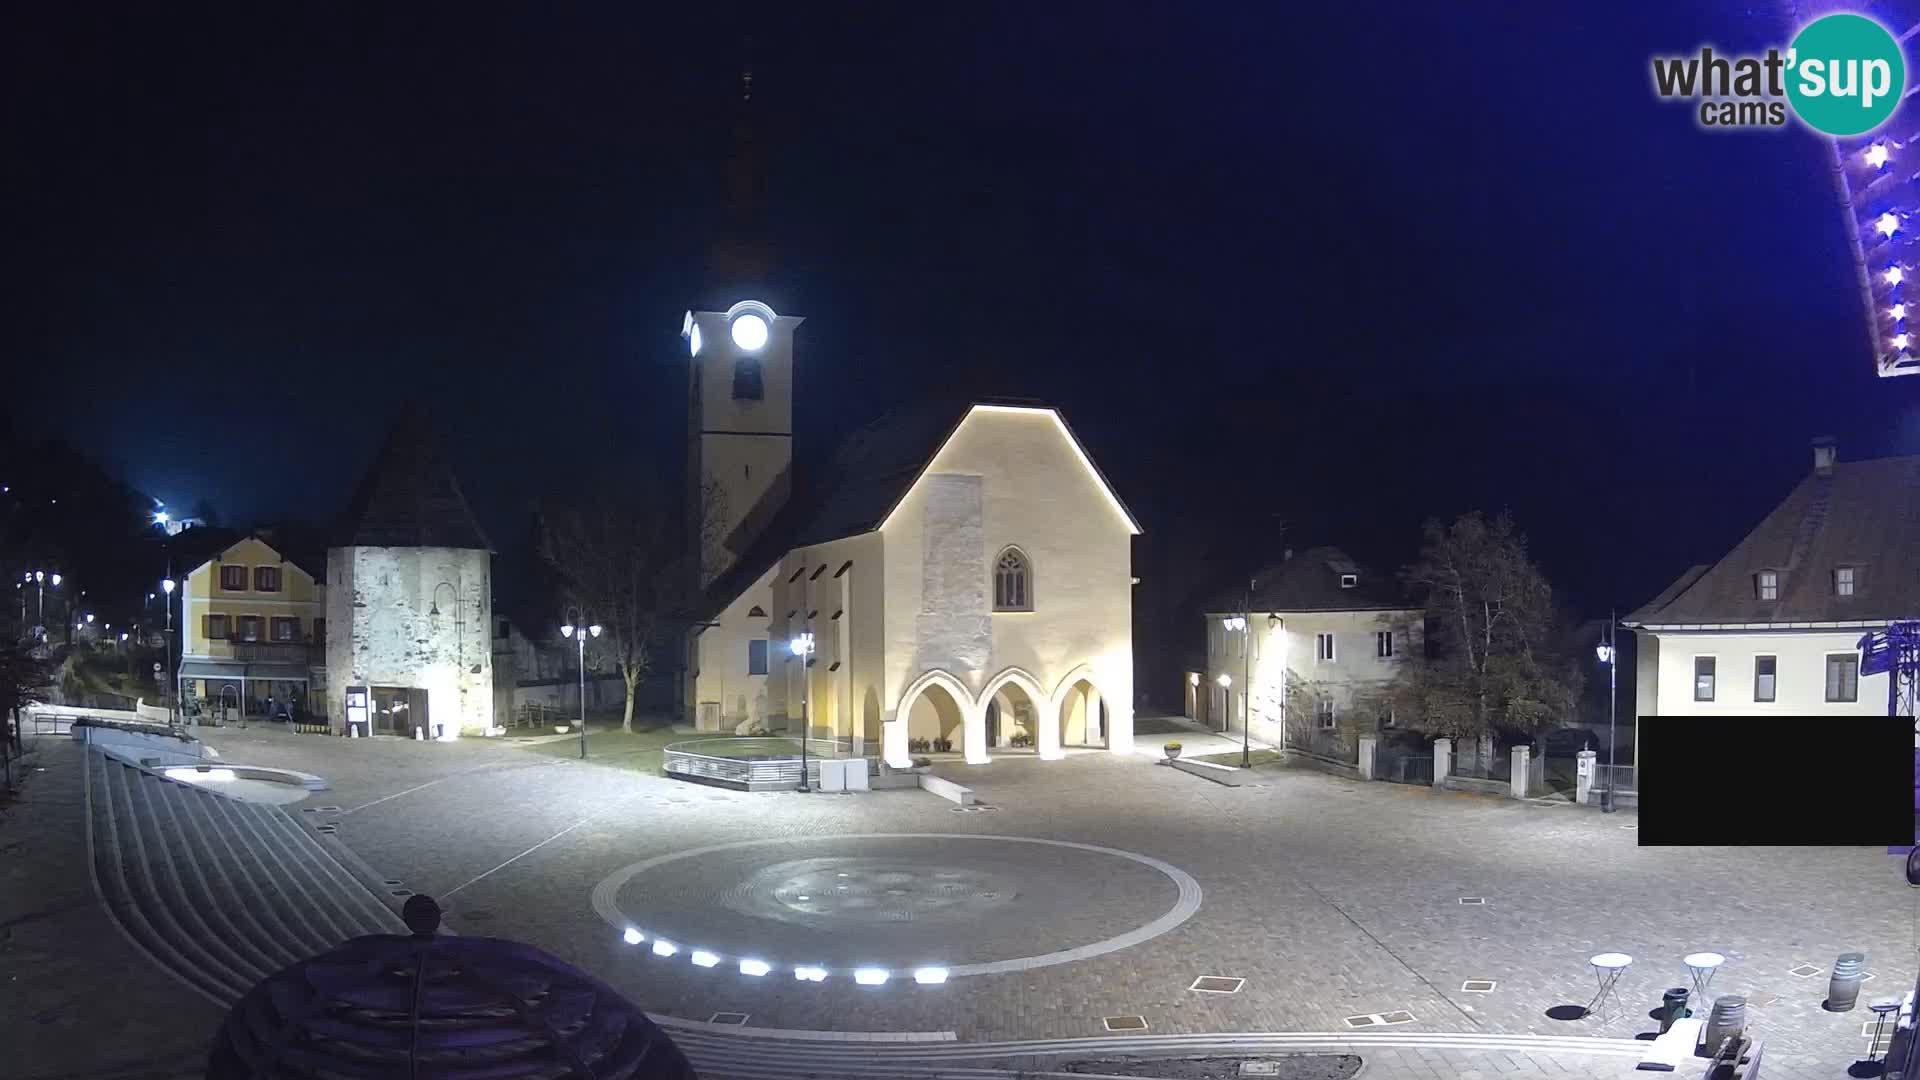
[198,725,1920,1078]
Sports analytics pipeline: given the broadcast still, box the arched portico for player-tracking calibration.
[981,667,1057,759]
[893,669,986,765]
[1052,664,1110,751]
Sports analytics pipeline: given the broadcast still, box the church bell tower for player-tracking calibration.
[685,300,800,586]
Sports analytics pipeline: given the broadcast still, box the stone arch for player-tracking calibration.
[1052,664,1111,750]
[897,669,981,762]
[981,667,1053,757]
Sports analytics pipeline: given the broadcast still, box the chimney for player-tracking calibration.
[1812,436,1837,474]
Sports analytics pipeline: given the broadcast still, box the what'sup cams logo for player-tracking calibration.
[1652,12,1905,135]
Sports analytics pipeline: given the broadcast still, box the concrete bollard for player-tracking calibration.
[1575,749,1597,805]
[1703,995,1747,1054]
[1828,952,1867,1011]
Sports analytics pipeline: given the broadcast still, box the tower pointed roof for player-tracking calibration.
[705,51,775,299]
[334,408,492,551]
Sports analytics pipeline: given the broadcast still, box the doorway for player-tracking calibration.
[372,687,429,736]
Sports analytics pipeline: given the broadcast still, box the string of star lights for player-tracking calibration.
[1810,2,1920,376]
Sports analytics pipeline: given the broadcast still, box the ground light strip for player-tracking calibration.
[592,833,1203,983]
[653,1024,1649,1057]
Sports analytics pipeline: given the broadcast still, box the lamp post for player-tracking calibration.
[791,630,816,792]
[1594,611,1618,814]
[162,578,177,728]
[561,621,601,760]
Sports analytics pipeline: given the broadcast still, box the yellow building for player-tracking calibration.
[177,534,326,721]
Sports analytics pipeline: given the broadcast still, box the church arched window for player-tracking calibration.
[993,547,1032,611]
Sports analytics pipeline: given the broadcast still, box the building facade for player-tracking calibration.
[177,534,325,719]
[1626,440,1916,750]
[324,416,495,739]
[1194,547,1423,756]
[684,302,1140,767]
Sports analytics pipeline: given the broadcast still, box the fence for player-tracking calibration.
[1450,739,1507,780]
[1593,763,1637,796]
[1375,744,1434,785]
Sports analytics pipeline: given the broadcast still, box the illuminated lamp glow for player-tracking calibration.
[793,965,829,982]
[853,968,890,986]
[739,958,771,977]
[1217,673,1232,688]
[1868,143,1891,168]
[1893,304,1909,320]
[730,313,770,351]
[622,928,643,945]
[689,322,703,357]
[167,767,236,783]
[1896,333,1912,350]
[651,940,678,957]
[1879,213,1900,236]
[1889,267,1906,285]
[690,950,720,968]
[912,967,949,984]
[1188,672,1199,686]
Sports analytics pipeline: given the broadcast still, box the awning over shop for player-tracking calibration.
[178,659,313,684]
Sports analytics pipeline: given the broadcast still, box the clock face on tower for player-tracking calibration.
[730,312,769,351]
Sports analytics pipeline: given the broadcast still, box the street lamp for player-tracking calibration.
[162,578,176,728]
[1594,612,1618,814]
[790,631,816,792]
[561,621,601,760]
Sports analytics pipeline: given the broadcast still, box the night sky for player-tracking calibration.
[10,2,1920,635]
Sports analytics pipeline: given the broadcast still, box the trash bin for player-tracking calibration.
[1829,952,1867,1012]
[1660,987,1691,1034]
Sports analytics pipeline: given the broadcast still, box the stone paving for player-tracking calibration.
[197,725,1920,1080]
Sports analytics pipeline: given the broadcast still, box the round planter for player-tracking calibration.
[1164,746,1182,761]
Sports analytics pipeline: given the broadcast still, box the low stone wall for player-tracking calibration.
[1280,747,1362,780]
[919,774,974,805]
[79,722,204,768]
[1440,775,1509,798]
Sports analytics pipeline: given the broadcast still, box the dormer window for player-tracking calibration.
[1835,566,1857,597]
[1339,573,1357,589]
[1756,570,1779,601]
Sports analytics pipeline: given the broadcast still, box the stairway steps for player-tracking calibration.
[152,775,306,976]
[245,801,402,937]
[125,770,274,987]
[238,798,394,941]
[88,754,242,1004]
[185,784,332,967]
[198,781,355,954]
[167,777,313,971]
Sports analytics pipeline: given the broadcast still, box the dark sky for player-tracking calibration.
[9,2,1920,624]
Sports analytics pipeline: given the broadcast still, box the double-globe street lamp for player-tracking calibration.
[561,621,602,760]
[162,578,177,727]
[22,570,61,638]
[1594,611,1619,814]
[790,631,816,792]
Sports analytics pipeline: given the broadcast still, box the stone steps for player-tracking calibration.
[85,748,403,1006]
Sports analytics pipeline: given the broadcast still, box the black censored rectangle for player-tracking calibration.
[1635,715,1911,846]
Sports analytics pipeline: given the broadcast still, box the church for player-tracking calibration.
[682,301,1140,768]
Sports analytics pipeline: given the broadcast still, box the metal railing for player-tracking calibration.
[1594,763,1637,794]
[662,736,875,791]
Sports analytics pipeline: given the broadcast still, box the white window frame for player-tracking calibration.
[1693,655,1716,702]
[1754,654,1776,703]
[993,546,1033,612]
[1315,632,1335,663]
[1339,573,1357,589]
[1757,570,1778,601]
[1826,652,1860,703]
[1836,566,1856,597]
[1316,698,1337,730]
[1375,630,1394,659]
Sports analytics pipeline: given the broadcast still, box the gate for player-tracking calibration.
[1375,744,1434,786]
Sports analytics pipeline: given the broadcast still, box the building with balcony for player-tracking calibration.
[177,534,326,719]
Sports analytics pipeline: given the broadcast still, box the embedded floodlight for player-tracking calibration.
[1869,144,1892,168]
[690,950,720,968]
[1217,673,1232,688]
[560,623,574,639]
[912,967,949,984]
[793,965,829,982]
[1891,266,1907,285]
[739,958,772,977]
[1880,212,1900,236]
[730,312,770,351]
[853,968,890,986]
[622,927,643,945]
[689,322,703,357]
[161,578,174,594]
[651,940,677,957]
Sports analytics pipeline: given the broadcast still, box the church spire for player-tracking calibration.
[710,44,772,289]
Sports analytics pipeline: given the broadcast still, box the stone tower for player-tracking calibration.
[325,410,494,738]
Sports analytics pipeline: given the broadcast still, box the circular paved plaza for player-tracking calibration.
[202,725,1920,1079]
[592,833,1198,975]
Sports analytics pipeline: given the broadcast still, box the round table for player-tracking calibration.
[1684,951,1726,1014]
[1865,998,1902,1075]
[1589,952,1633,1024]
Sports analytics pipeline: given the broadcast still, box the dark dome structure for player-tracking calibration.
[207,895,697,1079]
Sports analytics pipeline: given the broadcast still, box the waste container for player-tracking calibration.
[1829,952,1867,1012]
[1660,987,1691,1034]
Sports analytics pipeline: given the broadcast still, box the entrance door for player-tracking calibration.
[985,701,1001,747]
[372,687,426,735]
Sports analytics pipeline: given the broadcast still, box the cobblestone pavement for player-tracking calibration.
[200,727,1919,1080]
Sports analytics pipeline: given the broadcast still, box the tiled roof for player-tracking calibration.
[1628,454,1920,625]
[1203,545,1414,614]
[334,409,492,551]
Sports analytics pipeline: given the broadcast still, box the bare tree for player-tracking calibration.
[1390,511,1582,741]
[539,481,727,734]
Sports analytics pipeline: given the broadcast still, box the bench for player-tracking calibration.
[919,774,974,806]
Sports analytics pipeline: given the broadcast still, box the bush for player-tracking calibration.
[911,756,932,768]
[1009,732,1033,748]
[933,737,952,753]
[908,736,930,753]
[1163,740,1183,751]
